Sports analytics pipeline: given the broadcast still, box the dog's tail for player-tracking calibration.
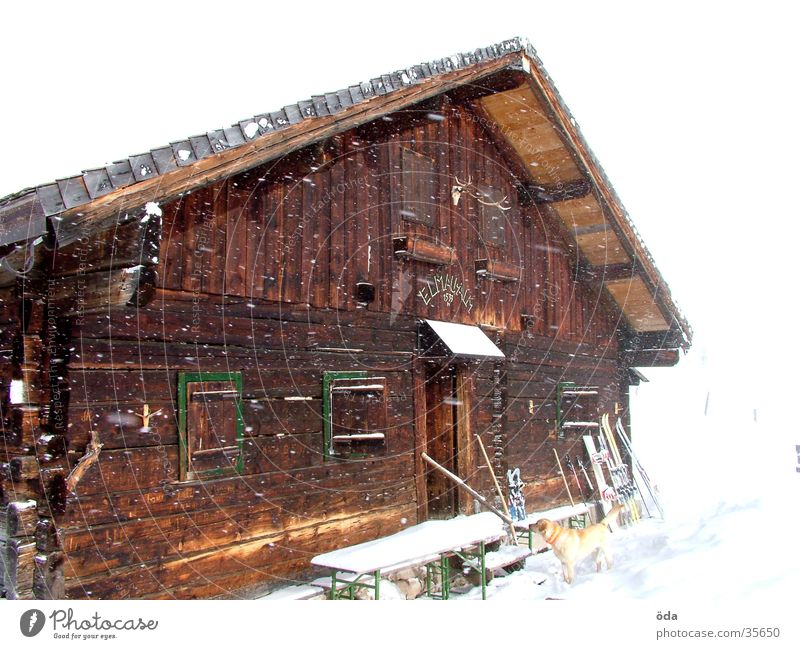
[600,504,624,528]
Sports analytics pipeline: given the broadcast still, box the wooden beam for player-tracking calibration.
[393,235,456,266]
[475,258,522,282]
[571,222,610,236]
[412,359,428,523]
[0,192,47,247]
[519,53,691,347]
[621,348,680,367]
[620,329,687,352]
[46,266,157,317]
[577,262,638,283]
[519,179,592,205]
[50,215,161,279]
[6,500,38,538]
[33,550,65,599]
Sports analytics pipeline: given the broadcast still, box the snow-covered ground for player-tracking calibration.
[455,496,797,603]
[450,411,799,605]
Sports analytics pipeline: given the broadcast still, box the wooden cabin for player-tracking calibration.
[0,38,691,599]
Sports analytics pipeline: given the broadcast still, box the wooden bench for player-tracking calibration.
[259,584,324,600]
[463,544,532,579]
[313,552,445,600]
[311,512,508,600]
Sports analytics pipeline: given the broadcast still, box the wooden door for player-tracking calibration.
[425,364,458,518]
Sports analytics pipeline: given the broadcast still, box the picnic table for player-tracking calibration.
[311,512,514,600]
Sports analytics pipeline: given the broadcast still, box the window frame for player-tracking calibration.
[322,370,388,459]
[555,381,600,440]
[178,371,244,481]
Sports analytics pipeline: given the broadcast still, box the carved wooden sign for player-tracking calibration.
[418,273,474,311]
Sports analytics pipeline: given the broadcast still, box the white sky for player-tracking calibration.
[2,0,799,456]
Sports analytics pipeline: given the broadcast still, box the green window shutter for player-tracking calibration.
[178,371,244,481]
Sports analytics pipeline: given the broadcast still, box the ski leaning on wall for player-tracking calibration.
[615,418,664,518]
[583,434,614,515]
[600,413,640,524]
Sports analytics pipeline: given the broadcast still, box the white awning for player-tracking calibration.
[420,319,505,359]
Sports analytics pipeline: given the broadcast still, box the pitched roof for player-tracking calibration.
[0,36,691,349]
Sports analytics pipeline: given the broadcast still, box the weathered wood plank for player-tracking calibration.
[64,501,418,599]
[61,481,414,580]
[57,453,414,528]
[47,266,157,317]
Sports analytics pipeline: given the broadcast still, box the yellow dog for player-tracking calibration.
[536,504,623,584]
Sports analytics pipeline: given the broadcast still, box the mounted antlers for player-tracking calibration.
[452,175,512,210]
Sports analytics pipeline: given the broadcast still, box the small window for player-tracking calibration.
[401,147,437,227]
[556,382,600,440]
[323,371,388,459]
[478,183,507,248]
[178,372,244,480]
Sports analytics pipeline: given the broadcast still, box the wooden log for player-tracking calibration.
[33,551,65,599]
[392,235,455,265]
[0,466,40,505]
[6,499,38,538]
[50,214,161,278]
[64,501,417,599]
[10,456,39,482]
[475,258,522,282]
[9,406,42,449]
[4,538,36,599]
[46,266,158,317]
[519,179,592,205]
[35,518,61,553]
[57,453,413,529]
[621,348,680,367]
[60,480,415,580]
[17,333,43,366]
[0,192,47,248]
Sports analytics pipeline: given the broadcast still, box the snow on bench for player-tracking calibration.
[312,512,506,575]
[513,503,591,529]
[259,584,324,600]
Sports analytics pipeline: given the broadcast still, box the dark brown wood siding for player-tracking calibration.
[38,95,628,599]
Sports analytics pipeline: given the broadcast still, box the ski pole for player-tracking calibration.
[553,448,575,506]
[564,455,588,506]
[577,455,594,492]
[615,419,663,518]
[475,434,519,544]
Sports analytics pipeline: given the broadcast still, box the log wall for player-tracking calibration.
[3,94,630,599]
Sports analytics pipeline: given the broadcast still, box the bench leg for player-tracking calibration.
[425,556,450,600]
[480,541,487,601]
